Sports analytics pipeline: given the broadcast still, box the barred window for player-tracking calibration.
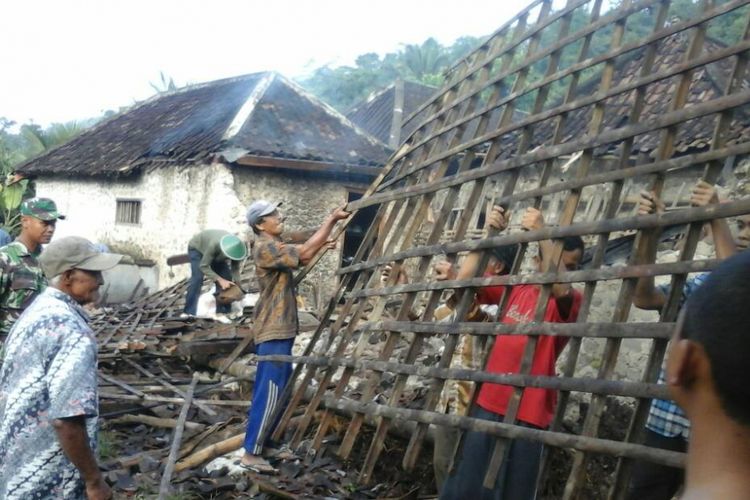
[116,199,142,225]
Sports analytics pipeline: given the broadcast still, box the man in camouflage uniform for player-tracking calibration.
[0,198,65,339]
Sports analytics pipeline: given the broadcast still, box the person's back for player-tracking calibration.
[183,229,246,317]
[666,251,750,499]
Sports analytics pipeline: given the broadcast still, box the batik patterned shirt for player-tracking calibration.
[0,287,98,500]
[0,240,47,336]
[252,234,301,344]
[645,273,709,439]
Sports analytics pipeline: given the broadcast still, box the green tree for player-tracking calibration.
[20,121,86,157]
[0,117,91,234]
[300,35,481,111]
[400,38,450,82]
[0,119,24,177]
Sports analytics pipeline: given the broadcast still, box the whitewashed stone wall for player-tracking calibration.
[35,162,246,290]
[35,163,353,305]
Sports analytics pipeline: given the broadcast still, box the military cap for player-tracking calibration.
[19,198,66,221]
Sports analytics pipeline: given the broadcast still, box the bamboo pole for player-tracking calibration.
[320,396,685,468]
[349,247,722,300]
[251,353,670,399]
[158,373,198,499]
[174,433,245,473]
[338,199,750,275]
[110,414,205,431]
[354,9,545,478]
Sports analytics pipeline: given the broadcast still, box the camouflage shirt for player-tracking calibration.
[0,241,47,337]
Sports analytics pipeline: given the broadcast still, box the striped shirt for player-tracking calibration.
[252,235,301,344]
[646,273,709,439]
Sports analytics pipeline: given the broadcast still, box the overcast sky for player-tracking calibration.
[1,0,531,127]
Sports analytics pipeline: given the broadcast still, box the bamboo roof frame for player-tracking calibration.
[261,0,750,497]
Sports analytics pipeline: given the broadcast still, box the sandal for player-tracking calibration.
[236,457,278,474]
[264,445,297,461]
[239,461,277,474]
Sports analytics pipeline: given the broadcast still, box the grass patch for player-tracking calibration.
[97,430,118,461]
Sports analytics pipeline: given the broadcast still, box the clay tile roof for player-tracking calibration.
[17,72,392,177]
[486,33,750,160]
[347,80,437,145]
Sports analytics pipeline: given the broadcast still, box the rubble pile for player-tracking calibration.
[93,278,436,498]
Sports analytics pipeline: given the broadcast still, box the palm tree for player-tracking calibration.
[20,121,86,157]
[400,38,450,82]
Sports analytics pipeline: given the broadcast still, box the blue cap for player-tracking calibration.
[246,200,281,227]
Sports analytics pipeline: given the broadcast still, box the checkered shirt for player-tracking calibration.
[645,273,709,439]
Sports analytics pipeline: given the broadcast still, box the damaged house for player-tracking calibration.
[16,71,391,300]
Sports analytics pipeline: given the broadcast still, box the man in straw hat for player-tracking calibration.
[0,236,122,500]
[183,229,247,318]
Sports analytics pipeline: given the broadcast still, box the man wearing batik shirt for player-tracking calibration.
[627,181,738,500]
[240,200,350,472]
[0,236,121,500]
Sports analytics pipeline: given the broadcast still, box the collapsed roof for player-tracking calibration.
[17,72,392,178]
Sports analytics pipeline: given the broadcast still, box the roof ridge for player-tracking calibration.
[222,72,276,140]
[280,75,391,150]
[346,84,396,116]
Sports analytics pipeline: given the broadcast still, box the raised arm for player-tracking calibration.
[443,205,510,281]
[691,180,736,260]
[297,206,350,264]
[633,190,668,310]
[520,207,574,313]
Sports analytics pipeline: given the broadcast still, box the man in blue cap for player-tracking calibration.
[0,197,65,339]
[240,200,349,472]
[183,229,247,317]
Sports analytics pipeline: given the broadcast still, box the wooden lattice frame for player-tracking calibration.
[263,0,750,497]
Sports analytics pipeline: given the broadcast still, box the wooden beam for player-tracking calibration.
[233,155,381,178]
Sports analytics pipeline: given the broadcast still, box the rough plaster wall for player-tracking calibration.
[232,168,349,307]
[35,163,245,290]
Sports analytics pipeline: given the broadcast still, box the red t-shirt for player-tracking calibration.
[475,277,506,306]
[475,284,582,428]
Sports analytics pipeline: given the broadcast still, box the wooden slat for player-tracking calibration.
[267,0,750,495]
[562,1,712,495]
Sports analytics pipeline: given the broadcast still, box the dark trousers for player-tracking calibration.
[434,425,460,492]
[184,248,232,315]
[440,406,543,500]
[626,429,687,500]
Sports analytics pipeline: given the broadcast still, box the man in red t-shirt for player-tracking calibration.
[440,206,584,500]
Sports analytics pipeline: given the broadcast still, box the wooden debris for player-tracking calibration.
[158,373,198,498]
